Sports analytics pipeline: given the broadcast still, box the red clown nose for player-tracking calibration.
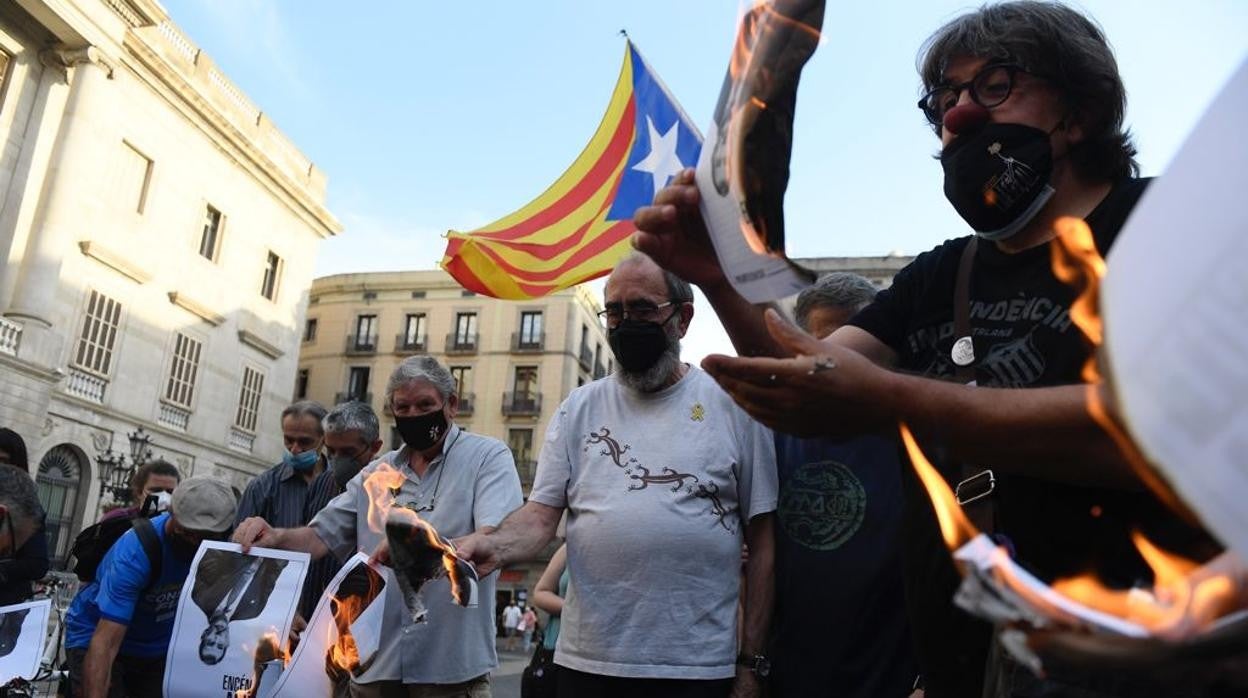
[943,103,990,136]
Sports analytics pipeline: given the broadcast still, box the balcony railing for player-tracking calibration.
[514,459,537,485]
[228,427,255,453]
[394,333,427,354]
[66,367,107,404]
[593,361,607,380]
[345,334,379,355]
[158,402,191,431]
[0,316,21,356]
[335,391,372,405]
[457,392,476,416]
[502,392,542,417]
[510,332,545,352]
[445,333,478,354]
[577,344,593,371]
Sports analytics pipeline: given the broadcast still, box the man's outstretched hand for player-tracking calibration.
[451,532,504,577]
[232,517,278,554]
[633,169,726,290]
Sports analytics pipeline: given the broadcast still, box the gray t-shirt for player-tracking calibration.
[529,367,778,679]
[310,424,523,685]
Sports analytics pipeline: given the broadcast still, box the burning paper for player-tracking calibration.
[262,553,389,698]
[1099,58,1248,560]
[696,0,822,303]
[162,542,308,698]
[385,509,478,623]
[0,599,50,683]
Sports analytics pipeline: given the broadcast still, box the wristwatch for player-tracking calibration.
[736,653,771,678]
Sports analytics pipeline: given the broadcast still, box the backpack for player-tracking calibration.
[69,514,163,587]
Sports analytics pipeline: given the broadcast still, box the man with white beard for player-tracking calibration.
[455,252,778,698]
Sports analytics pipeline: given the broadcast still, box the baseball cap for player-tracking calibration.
[170,477,237,533]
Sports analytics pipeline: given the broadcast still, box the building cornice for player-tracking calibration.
[79,240,152,284]
[166,291,225,326]
[237,328,284,360]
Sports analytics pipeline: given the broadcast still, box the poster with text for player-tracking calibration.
[0,598,50,683]
[263,553,389,697]
[162,542,309,698]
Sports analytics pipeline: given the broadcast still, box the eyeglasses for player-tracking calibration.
[597,300,682,327]
[917,63,1041,127]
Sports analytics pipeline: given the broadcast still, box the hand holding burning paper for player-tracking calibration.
[362,463,478,624]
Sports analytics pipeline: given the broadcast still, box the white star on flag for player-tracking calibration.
[631,116,684,199]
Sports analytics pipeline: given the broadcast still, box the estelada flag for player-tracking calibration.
[441,41,702,299]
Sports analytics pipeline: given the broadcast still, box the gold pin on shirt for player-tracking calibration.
[691,402,705,422]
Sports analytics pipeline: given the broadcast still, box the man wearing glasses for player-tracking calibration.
[454,252,778,698]
[233,356,523,698]
[633,2,1219,696]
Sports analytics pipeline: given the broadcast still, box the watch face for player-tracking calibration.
[756,657,771,677]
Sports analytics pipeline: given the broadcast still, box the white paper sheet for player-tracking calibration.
[1101,57,1248,559]
[262,553,389,698]
[0,598,50,683]
[162,542,309,698]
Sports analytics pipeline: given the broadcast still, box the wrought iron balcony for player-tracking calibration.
[394,333,427,354]
[502,392,542,417]
[335,391,372,405]
[345,334,378,355]
[510,332,545,352]
[457,392,476,416]
[445,333,478,354]
[513,459,537,485]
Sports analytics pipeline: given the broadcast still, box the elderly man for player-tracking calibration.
[234,356,523,698]
[634,4,1219,696]
[323,400,385,491]
[0,465,44,577]
[65,478,236,698]
[236,400,337,620]
[455,252,777,698]
[0,457,48,609]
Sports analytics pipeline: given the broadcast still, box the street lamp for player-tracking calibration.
[97,427,154,504]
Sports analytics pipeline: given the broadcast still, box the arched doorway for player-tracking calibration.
[36,444,89,568]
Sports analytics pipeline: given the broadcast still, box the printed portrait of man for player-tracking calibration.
[324,562,385,688]
[0,608,30,659]
[190,549,288,665]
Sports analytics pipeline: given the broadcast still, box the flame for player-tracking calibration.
[361,463,468,604]
[899,423,978,549]
[328,590,369,673]
[234,629,286,698]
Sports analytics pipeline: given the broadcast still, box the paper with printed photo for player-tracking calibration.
[1101,58,1248,558]
[0,599,50,683]
[162,542,309,698]
[262,553,389,698]
[697,0,823,303]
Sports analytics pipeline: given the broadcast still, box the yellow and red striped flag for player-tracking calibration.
[441,41,702,299]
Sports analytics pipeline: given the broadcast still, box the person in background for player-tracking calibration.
[0,463,48,607]
[321,401,385,491]
[503,599,522,652]
[530,543,568,696]
[520,605,538,654]
[99,460,182,522]
[0,428,29,471]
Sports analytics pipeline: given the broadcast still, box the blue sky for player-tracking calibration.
[162,0,1247,360]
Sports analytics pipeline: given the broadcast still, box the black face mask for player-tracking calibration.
[395,409,449,452]
[941,122,1056,241]
[608,315,675,373]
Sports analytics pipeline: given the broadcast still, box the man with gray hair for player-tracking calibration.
[234,355,523,697]
[454,252,778,698]
[0,464,44,565]
[770,273,916,697]
[322,401,384,490]
[236,399,336,620]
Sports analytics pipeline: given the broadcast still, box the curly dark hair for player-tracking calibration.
[918,1,1139,181]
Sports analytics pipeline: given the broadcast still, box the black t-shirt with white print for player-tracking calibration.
[849,178,1220,697]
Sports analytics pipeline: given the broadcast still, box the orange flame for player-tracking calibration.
[361,463,469,605]
[899,422,978,549]
[328,595,366,673]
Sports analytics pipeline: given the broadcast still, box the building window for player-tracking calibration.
[513,366,538,400]
[518,311,542,348]
[73,290,122,377]
[235,366,265,432]
[402,313,426,348]
[450,366,472,396]
[347,366,370,402]
[35,444,85,565]
[260,251,282,300]
[508,428,534,463]
[454,312,477,347]
[354,314,377,350]
[119,142,153,214]
[163,332,203,408]
[295,368,309,399]
[199,205,223,261]
[304,318,318,342]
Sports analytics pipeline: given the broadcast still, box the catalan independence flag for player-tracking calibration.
[441,41,702,299]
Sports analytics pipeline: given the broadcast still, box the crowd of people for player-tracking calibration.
[3,2,1247,697]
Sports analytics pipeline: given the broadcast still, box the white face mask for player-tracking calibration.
[143,490,173,516]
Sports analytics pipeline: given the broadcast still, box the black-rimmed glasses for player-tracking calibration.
[918,63,1040,127]
[597,300,682,326]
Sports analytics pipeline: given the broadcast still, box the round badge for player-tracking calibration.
[951,336,975,366]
